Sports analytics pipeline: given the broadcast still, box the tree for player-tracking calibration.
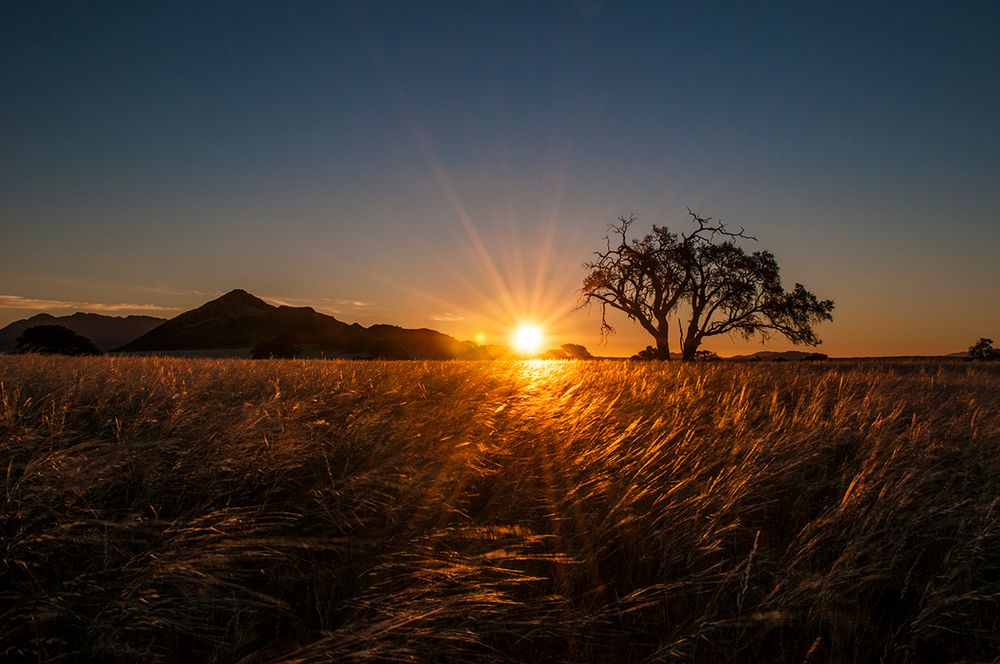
[630,346,661,361]
[968,338,1000,361]
[581,210,834,360]
[16,325,101,356]
[581,214,693,359]
[542,343,593,360]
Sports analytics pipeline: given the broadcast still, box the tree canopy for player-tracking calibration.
[16,325,101,356]
[968,338,1000,361]
[581,211,834,360]
[542,343,593,360]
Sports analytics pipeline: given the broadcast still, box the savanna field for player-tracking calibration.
[2,356,999,663]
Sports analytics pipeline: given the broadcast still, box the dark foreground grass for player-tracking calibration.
[2,356,999,663]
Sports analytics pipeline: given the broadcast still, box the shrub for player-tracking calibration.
[968,338,1000,361]
[15,324,100,355]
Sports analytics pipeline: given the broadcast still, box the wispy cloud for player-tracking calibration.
[429,313,465,322]
[0,294,180,313]
[262,294,374,315]
[128,283,213,298]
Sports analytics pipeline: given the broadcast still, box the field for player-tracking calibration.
[2,356,999,663]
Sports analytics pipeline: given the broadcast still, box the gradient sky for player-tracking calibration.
[2,1,998,357]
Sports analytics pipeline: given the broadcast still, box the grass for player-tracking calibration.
[1,355,999,662]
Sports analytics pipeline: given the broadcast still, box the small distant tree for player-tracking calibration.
[631,347,716,361]
[16,325,101,356]
[251,335,302,359]
[968,338,1000,361]
[631,346,662,361]
[542,343,593,360]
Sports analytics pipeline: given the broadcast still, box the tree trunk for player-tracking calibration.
[681,327,701,361]
[654,331,671,361]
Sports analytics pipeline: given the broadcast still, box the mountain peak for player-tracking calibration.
[182,289,276,317]
[216,289,272,308]
[114,289,473,358]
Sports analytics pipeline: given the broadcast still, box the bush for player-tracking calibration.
[542,343,593,360]
[15,325,100,355]
[968,338,1000,361]
[631,346,662,360]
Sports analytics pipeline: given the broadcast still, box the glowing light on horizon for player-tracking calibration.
[512,323,544,355]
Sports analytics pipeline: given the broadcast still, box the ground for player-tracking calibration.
[2,356,999,662]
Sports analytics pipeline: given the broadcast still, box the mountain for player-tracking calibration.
[0,312,166,352]
[726,350,829,361]
[116,289,351,352]
[116,289,484,359]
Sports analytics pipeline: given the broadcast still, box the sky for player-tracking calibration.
[2,1,998,357]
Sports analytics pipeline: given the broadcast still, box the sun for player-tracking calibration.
[512,323,544,355]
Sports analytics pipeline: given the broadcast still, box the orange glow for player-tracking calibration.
[512,323,544,355]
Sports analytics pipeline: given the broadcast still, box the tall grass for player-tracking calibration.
[1,356,999,662]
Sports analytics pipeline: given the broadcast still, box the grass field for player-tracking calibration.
[2,356,999,662]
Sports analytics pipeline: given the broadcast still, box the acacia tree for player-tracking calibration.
[581,213,720,359]
[968,338,1000,361]
[15,325,101,356]
[581,210,834,360]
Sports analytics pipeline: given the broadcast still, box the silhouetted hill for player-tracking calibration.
[364,324,472,359]
[0,312,165,352]
[117,290,354,352]
[116,289,486,359]
[724,350,829,361]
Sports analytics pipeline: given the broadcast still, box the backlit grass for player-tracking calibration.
[2,356,999,662]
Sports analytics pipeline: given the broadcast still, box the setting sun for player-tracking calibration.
[512,324,544,355]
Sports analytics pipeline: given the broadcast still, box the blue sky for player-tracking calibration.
[2,1,998,355]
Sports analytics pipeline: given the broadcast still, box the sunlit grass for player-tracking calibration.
[1,355,999,661]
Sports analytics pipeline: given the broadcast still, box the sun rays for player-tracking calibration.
[511,323,544,355]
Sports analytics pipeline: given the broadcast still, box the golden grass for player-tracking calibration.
[1,355,999,662]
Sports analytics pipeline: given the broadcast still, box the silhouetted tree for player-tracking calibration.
[16,325,100,356]
[251,335,302,359]
[968,338,1000,361]
[631,346,663,360]
[542,343,593,360]
[676,232,834,361]
[581,215,690,360]
[582,210,834,360]
[631,346,717,361]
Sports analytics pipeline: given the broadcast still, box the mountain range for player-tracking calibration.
[3,291,972,360]
[0,312,166,352]
[115,289,488,359]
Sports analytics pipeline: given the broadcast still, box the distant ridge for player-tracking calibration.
[726,350,829,361]
[116,289,485,359]
[0,312,166,352]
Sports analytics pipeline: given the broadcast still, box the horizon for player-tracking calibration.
[0,286,982,359]
[3,2,999,357]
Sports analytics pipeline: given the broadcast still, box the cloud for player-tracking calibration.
[0,294,180,313]
[262,294,374,314]
[429,313,465,322]
[129,283,212,297]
